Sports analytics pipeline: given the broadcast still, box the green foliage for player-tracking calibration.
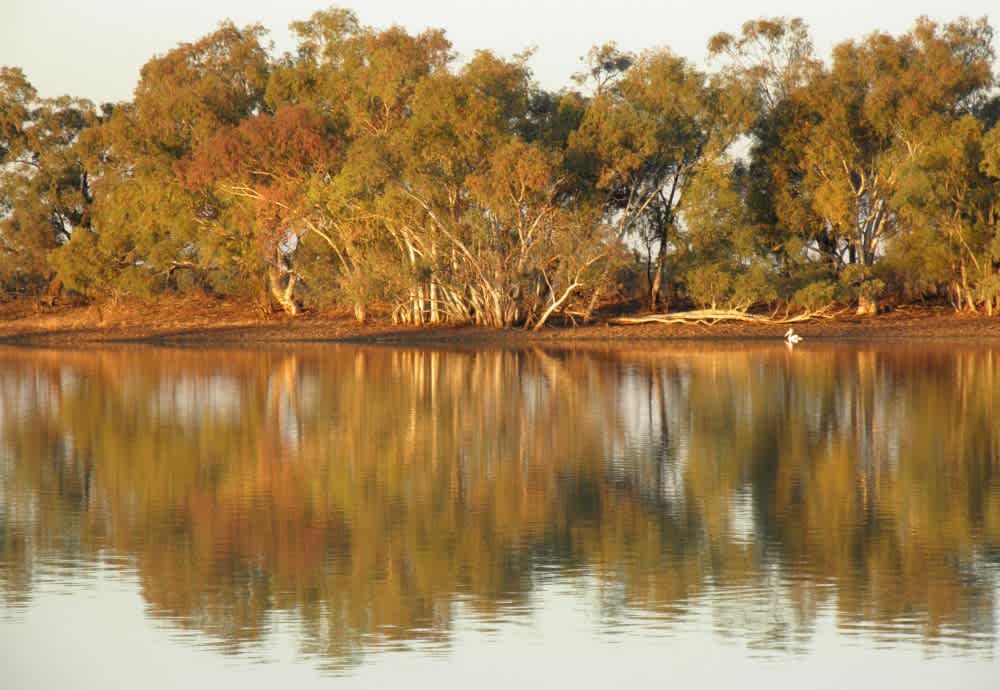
[733,264,779,309]
[839,263,885,302]
[685,264,732,309]
[2,10,1000,318]
[792,281,837,312]
[976,274,1000,303]
[0,68,99,294]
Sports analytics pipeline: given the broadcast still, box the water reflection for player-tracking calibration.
[0,344,998,670]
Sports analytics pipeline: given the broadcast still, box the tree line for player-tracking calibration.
[1,10,999,325]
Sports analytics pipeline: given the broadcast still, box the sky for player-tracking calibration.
[1,1,997,103]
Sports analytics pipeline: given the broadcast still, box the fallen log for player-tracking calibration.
[609,307,843,327]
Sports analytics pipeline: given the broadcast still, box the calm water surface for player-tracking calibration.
[1,343,998,688]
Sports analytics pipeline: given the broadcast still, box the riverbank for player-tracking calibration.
[2,295,1000,345]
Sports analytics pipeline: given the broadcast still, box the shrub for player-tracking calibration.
[732,264,778,311]
[792,280,837,312]
[686,264,733,309]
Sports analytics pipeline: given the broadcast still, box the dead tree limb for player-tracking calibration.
[608,307,844,327]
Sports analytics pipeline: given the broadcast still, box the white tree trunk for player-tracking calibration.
[268,267,299,316]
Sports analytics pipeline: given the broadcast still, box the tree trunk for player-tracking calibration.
[582,287,602,322]
[268,267,299,316]
[36,274,64,310]
[533,282,582,331]
[649,240,668,310]
[353,302,367,324]
[950,282,962,312]
[411,286,424,325]
[960,263,975,312]
[856,296,878,316]
[429,280,440,323]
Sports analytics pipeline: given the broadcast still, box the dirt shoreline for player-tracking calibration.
[2,296,1000,346]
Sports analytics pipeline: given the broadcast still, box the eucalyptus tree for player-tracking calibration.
[176,105,345,314]
[264,8,453,319]
[892,116,1000,312]
[802,18,992,266]
[707,18,821,282]
[266,11,619,326]
[52,22,272,301]
[374,51,620,327]
[0,67,98,296]
[714,17,995,313]
[568,47,744,311]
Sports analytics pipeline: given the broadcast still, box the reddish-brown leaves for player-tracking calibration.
[176,105,341,190]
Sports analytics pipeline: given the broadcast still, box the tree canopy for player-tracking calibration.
[2,9,999,322]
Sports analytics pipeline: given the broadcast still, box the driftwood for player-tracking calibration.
[609,307,843,327]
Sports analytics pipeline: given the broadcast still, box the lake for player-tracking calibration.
[1,343,998,688]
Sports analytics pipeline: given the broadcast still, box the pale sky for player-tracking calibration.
[1,1,997,103]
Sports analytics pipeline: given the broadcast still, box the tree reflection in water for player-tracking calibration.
[0,344,998,667]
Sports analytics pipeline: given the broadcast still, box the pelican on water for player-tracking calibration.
[784,328,802,344]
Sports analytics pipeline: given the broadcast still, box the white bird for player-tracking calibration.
[784,328,802,344]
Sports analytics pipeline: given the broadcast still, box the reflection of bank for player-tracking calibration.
[0,344,997,664]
